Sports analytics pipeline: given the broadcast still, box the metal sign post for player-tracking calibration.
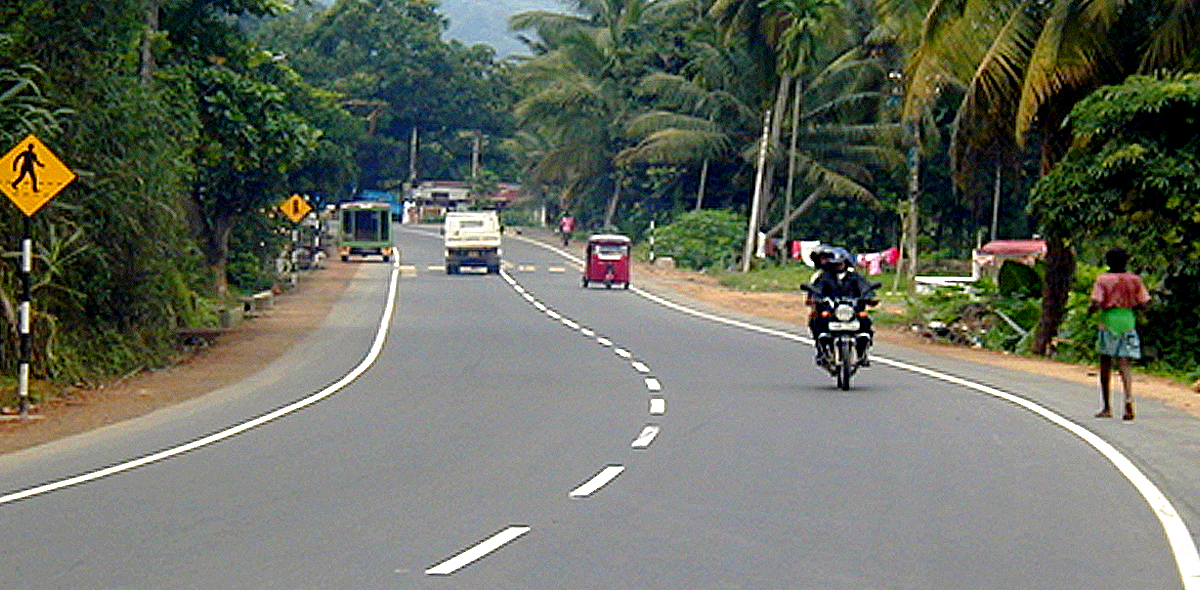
[0,134,76,418]
[279,194,313,280]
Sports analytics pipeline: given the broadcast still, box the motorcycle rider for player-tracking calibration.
[806,247,878,366]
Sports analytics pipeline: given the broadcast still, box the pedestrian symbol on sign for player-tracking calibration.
[10,143,45,193]
[1,134,75,216]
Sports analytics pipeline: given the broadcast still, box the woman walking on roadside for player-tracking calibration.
[1089,248,1151,421]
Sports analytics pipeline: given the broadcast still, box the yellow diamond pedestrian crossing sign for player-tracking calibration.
[280,194,312,223]
[1,134,75,216]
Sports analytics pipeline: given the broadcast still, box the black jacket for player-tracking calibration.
[810,269,876,300]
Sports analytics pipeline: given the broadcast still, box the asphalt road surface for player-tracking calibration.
[0,225,1196,590]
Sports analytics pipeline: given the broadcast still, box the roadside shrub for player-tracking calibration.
[654,209,744,271]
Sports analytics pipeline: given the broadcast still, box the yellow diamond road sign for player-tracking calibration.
[280,193,312,223]
[1,134,75,216]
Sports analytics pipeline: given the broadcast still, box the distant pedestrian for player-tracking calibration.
[1089,248,1151,421]
[559,215,575,246]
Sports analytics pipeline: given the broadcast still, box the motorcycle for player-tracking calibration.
[801,282,881,390]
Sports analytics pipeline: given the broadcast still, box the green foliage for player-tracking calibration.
[1029,73,1200,375]
[273,0,518,187]
[227,210,291,293]
[996,259,1042,299]
[1030,73,1200,273]
[655,209,745,271]
[0,0,332,386]
[717,263,813,291]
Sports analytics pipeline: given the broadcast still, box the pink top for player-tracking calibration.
[1090,272,1150,310]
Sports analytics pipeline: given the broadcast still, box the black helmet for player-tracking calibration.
[823,247,851,271]
[809,244,834,266]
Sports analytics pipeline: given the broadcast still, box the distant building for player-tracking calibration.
[405,180,523,221]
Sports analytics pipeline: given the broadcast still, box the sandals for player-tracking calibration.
[1096,404,1135,420]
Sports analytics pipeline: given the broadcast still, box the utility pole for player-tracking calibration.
[408,127,419,186]
[783,77,802,260]
[991,160,1002,242]
[742,109,772,273]
[470,132,482,186]
[903,126,921,290]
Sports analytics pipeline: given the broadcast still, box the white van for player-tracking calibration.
[443,211,502,274]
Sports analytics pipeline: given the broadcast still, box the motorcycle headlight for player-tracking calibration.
[834,304,855,322]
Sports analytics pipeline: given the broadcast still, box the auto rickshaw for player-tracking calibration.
[582,234,631,289]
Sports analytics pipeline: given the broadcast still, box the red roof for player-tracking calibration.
[978,239,1047,256]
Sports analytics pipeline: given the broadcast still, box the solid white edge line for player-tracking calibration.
[508,232,1200,590]
[626,283,1200,589]
[425,525,531,576]
[1,260,404,506]
[569,465,625,498]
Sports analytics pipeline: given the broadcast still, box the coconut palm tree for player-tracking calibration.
[893,0,1200,354]
[510,0,673,227]
[624,0,903,246]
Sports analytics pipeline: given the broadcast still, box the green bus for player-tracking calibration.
[338,201,394,262]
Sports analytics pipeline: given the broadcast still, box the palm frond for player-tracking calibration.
[616,128,732,165]
[1015,0,1126,137]
[804,122,906,145]
[949,1,1040,176]
[793,151,879,204]
[1140,0,1200,71]
[803,91,884,121]
[626,111,718,136]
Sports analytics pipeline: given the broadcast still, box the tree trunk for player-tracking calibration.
[140,0,158,85]
[695,158,708,211]
[1033,236,1075,356]
[764,188,824,239]
[206,211,236,299]
[758,74,791,224]
[603,172,622,228]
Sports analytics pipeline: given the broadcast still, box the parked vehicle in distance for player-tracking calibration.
[443,210,502,274]
[582,233,631,289]
[338,201,394,262]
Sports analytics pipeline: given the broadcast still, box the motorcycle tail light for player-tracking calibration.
[820,310,831,318]
[858,311,869,318]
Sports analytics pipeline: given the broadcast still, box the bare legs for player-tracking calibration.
[1097,355,1135,420]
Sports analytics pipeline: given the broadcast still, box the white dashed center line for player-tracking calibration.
[569,465,626,498]
[631,425,661,449]
[650,398,666,415]
[426,526,531,575]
